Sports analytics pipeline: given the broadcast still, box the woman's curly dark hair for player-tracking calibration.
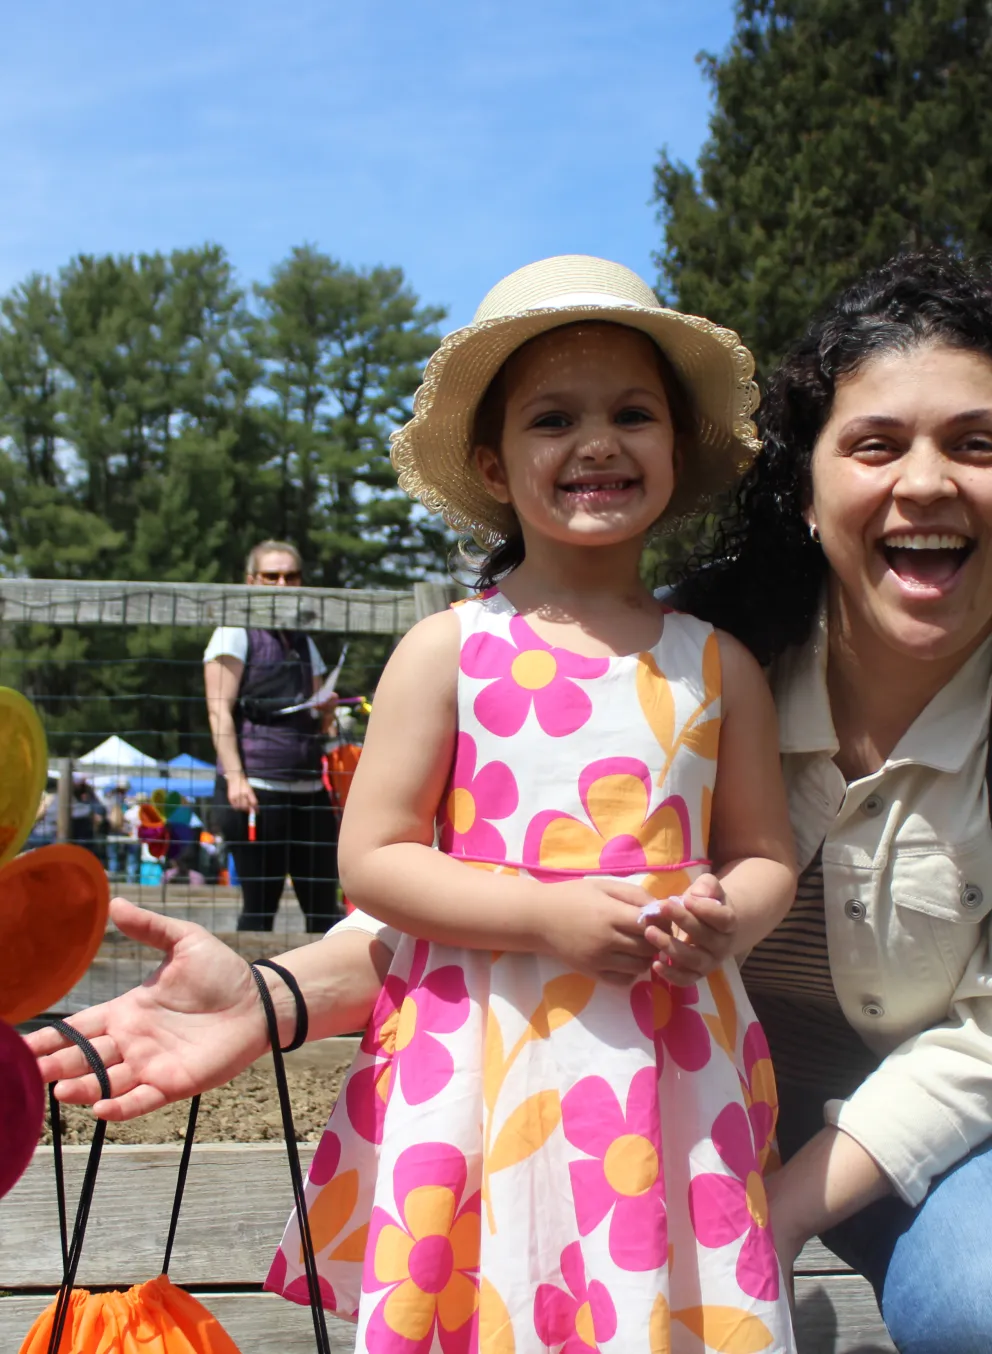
[671,249,992,665]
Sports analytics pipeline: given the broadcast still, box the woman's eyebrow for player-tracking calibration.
[944,408,992,426]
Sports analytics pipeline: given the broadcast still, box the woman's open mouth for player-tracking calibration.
[880,532,975,592]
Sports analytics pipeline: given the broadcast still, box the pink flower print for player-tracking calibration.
[264,1247,337,1309]
[533,1241,617,1352]
[523,756,693,879]
[438,733,518,862]
[561,1067,666,1272]
[741,1020,778,1173]
[364,1143,480,1354]
[631,977,712,1074]
[460,614,609,738]
[346,942,470,1142]
[688,1102,780,1302]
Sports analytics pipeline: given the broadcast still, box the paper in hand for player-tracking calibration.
[277,644,348,715]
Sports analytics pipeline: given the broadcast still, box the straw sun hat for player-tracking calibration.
[390,254,761,546]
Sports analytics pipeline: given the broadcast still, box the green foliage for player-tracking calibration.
[0,243,446,750]
[654,0,992,373]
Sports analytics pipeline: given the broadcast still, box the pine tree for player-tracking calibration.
[255,246,446,588]
[654,0,992,373]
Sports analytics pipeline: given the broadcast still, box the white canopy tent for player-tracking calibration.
[75,735,158,776]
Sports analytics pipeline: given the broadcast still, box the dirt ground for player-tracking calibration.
[39,1045,357,1146]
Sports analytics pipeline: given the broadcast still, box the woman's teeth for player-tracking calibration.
[883,532,970,550]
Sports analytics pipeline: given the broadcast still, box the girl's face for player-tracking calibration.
[475,323,677,549]
[810,343,992,663]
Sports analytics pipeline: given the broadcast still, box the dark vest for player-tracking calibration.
[229,629,323,781]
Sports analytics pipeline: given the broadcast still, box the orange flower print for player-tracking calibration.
[522,757,698,880]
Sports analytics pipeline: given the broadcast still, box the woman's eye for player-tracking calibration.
[851,440,898,458]
[955,434,992,455]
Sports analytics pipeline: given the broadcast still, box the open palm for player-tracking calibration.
[26,898,268,1121]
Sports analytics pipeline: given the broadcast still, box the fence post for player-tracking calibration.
[413,582,461,621]
[56,758,72,843]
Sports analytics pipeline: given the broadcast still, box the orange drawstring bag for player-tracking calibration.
[19,1276,240,1354]
[323,741,362,809]
[24,969,332,1354]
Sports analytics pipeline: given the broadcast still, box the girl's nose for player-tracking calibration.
[577,428,620,461]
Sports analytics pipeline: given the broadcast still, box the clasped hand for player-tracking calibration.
[540,872,736,986]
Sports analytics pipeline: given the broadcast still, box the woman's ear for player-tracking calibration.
[475,444,512,504]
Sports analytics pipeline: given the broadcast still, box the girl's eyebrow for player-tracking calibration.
[518,386,663,414]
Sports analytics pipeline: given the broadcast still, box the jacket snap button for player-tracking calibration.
[961,884,984,910]
[862,1001,884,1018]
[861,794,884,817]
[845,899,866,921]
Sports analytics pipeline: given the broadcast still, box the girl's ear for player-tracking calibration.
[475,444,512,504]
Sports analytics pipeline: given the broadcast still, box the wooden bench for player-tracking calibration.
[0,1142,894,1353]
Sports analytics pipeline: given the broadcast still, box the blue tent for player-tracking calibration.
[121,773,213,799]
[167,753,214,774]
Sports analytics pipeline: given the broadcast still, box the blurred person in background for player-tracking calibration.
[204,540,341,931]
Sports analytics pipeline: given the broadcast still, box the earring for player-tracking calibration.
[809,523,821,545]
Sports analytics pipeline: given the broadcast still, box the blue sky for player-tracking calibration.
[0,1,735,330]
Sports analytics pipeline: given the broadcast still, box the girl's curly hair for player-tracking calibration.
[671,249,992,665]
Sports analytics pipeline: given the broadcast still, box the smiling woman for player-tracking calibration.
[675,250,992,1354]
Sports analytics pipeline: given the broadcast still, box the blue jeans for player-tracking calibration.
[778,1081,992,1353]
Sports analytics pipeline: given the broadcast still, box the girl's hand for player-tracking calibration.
[538,878,659,985]
[642,873,738,986]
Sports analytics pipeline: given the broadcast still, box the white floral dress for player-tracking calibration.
[267,591,795,1354]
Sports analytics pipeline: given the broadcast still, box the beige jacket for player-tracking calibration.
[338,611,992,1207]
[773,609,992,1205]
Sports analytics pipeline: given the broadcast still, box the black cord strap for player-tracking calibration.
[253,957,309,1051]
[45,1020,201,1353]
[250,963,330,1354]
[46,1020,110,1354]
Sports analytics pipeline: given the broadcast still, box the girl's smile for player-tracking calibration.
[475,322,678,549]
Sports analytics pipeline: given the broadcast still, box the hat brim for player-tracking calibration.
[391,303,759,546]
[0,1018,44,1200]
[0,688,48,870]
[0,845,110,1024]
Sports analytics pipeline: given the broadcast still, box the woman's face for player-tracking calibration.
[810,343,992,663]
[475,323,677,550]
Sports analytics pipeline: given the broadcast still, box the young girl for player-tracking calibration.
[266,255,799,1352]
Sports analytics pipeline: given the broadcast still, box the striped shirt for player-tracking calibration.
[742,847,880,1097]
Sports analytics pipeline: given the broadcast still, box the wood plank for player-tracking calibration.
[0,1293,357,1354]
[0,1281,894,1354]
[795,1237,853,1274]
[0,1144,317,1288]
[794,1275,894,1352]
[0,579,415,635]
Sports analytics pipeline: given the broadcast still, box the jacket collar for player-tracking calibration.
[772,598,992,773]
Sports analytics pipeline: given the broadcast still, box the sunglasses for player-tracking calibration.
[255,571,302,585]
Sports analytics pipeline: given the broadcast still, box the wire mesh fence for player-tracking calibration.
[0,578,456,1012]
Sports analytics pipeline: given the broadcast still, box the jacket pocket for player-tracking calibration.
[890,842,992,990]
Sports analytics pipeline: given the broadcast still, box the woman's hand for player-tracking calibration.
[25,898,268,1121]
[642,874,738,986]
[226,769,258,812]
[537,878,659,984]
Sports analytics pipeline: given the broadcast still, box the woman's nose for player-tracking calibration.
[892,441,956,505]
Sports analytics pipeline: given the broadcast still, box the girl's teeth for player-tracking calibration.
[884,532,969,549]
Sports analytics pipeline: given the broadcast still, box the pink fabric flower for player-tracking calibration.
[688,1102,780,1301]
[561,1067,666,1271]
[364,1143,480,1354]
[741,1020,778,1172]
[438,733,518,862]
[265,1247,338,1309]
[346,942,470,1142]
[630,976,712,1074]
[461,613,609,738]
[533,1241,617,1353]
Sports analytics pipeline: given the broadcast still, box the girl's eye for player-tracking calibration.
[616,407,652,425]
[532,411,570,429]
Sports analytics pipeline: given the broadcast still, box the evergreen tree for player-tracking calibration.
[255,246,446,588]
[654,0,992,372]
